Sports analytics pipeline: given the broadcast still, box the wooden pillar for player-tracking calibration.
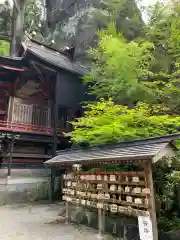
[65,201,69,224]
[52,73,58,157]
[7,140,14,178]
[98,208,104,239]
[145,161,158,240]
[50,72,59,201]
[7,96,14,122]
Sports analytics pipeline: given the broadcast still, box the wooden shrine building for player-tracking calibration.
[0,39,87,203]
[45,134,180,240]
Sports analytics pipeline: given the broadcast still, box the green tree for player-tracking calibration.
[84,24,154,106]
[0,0,11,37]
[0,40,10,56]
[140,1,180,114]
[70,99,180,146]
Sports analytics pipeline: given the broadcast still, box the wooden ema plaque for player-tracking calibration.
[62,171,151,217]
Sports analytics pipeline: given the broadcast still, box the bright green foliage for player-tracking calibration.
[153,154,180,230]
[0,40,9,56]
[100,0,144,40]
[145,1,180,114]
[70,99,180,146]
[84,24,154,105]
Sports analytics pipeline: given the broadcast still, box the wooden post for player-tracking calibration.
[98,208,104,239]
[65,201,69,224]
[7,96,14,122]
[145,161,158,240]
[7,140,14,178]
[50,72,59,201]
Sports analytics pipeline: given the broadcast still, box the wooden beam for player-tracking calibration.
[145,161,158,240]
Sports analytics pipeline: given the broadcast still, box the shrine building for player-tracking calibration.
[0,39,87,204]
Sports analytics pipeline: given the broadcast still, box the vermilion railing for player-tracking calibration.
[0,120,65,136]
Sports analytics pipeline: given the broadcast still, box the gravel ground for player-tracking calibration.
[0,202,107,240]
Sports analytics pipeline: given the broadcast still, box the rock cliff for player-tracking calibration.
[45,0,144,64]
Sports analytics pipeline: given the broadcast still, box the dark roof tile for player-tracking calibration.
[45,137,177,166]
[22,41,87,75]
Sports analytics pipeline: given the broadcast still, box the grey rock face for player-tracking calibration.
[45,0,144,64]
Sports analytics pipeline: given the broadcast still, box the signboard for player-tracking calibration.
[138,216,153,240]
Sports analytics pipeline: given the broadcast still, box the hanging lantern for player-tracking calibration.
[72,164,82,171]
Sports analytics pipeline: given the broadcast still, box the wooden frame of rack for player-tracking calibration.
[62,159,158,240]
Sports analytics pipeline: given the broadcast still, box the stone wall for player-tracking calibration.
[0,168,62,205]
[0,177,50,205]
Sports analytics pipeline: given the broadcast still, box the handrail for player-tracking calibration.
[0,120,67,135]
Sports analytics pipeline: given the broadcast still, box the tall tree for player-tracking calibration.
[84,24,154,106]
[0,0,11,39]
[10,0,26,56]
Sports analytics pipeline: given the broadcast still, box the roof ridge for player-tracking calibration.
[57,133,180,154]
[56,133,180,155]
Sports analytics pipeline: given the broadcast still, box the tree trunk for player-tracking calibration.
[10,0,26,57]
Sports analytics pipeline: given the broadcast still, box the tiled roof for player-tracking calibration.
[45,134,180,166]
[22,41,87,76]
